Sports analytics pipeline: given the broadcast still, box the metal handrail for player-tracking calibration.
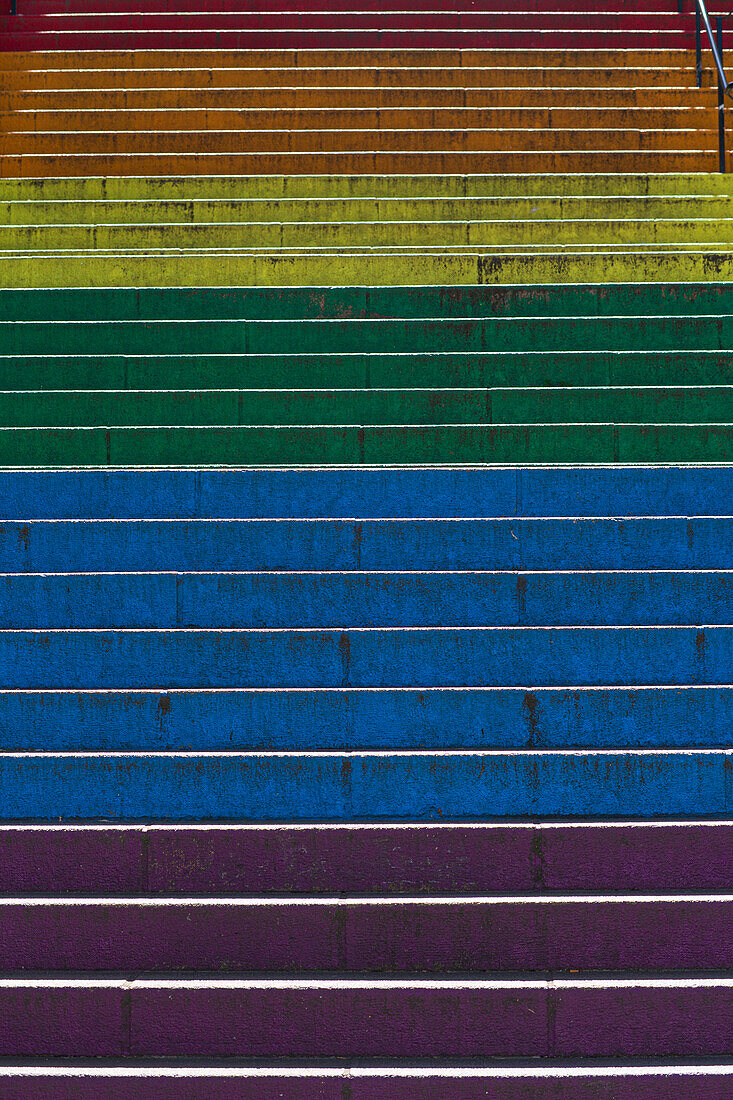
[695,0,732,93]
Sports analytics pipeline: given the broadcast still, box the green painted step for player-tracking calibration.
[4,316,733,355]
[7,196,733,226]
[2,387,732,427]
[4,424,733,466]
[3,283,733,321]
[2,174,733,202]
[2,351,732,391]
[6,219,733,251]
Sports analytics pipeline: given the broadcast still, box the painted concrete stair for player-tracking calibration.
[0,464,730,1091]
[0,48,726,175]
[4,282,733,464]
[1,464,732,821]
[6,175,733,286]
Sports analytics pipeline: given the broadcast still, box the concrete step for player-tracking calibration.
[1,151,717,178]
[5,570,733,628]
[0,979,728,1059]
[5,516,733,571]
[3,173,728,200]
[0,750,727,817]
[10,313,733,353]
[7,422,733,463]
[2,105,720,132]
[3,684,733,750]
[4,283,733,320]
[0,822,727,894]
[0,86,715,110]
[3,466,723,519]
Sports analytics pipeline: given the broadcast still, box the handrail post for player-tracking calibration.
[696,4,703,86]
[718,16,726,172]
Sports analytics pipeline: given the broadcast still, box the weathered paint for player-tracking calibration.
[0,1071,731,1100]
[0,981,729,1058]
[2,686,733,750]
[0,898,729,969]
[5,517,733,572]
[0,824,728,895]
[6,571,733,629]
[5,626,733,689]
[2,466,731,520]
[0,752,726,819]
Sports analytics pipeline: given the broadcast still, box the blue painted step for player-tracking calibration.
[2,466,732,519]
[0,751,727,821]
[1,627,727,688]
[0,687,731,751]
[3,518,733,572]
[3,571,733,628]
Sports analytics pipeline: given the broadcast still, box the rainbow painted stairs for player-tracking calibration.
[0,2,733,1098]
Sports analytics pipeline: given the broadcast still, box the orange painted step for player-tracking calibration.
[0,48,703,70]
[0,128,717,155]
[0,87,717,110]
[0,64,713,93]
[1,106,718,132]
[0,150,717,176]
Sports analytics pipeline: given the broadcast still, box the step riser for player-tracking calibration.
[2,687,733,750]
[0,89,715,109]
[5,424,733,464]
[4,627,733,688]
[3,107,718,130]
[5,572,733,628]
[0,32,707,50]
[0,823,726,893]
[6,284,733,320]
[1,153,717,179]
[2,390,733,428]
[0,13,714,31]
[0,1074,727,1100]
[8,316,733,353]
[0,984,727,1059]
[0,753,728,817]
[0,1076,728,1100]
[0,48,703,68]
[0,467,724,519]
[11,352,733,390]
[0,131,717,154]
[4,518,733,571]
[3,174,729,200]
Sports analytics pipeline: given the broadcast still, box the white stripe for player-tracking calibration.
[5,568,733,576]
[0,747,727,757]
[3,622,733,630]
[0,820,729,832]
[0,1066,729,1080]
[0,977,728,990]
[1,895,729,905]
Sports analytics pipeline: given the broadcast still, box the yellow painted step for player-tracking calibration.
[2,249,733,288]
[2,174,732,201]
[6,195,733,226]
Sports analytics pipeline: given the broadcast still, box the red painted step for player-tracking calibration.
[9,0,703,10]
[0,12,701,30]
[0,30,700,50]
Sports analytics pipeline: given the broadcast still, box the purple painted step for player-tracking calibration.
[0,1072,730,1100]
[0,824,730,896]
[0,980,731,1058]
[0,899,730,972]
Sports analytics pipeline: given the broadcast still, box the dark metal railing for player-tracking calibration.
[693,0,732,171]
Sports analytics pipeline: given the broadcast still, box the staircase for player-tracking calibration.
[0,1,732,1097]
